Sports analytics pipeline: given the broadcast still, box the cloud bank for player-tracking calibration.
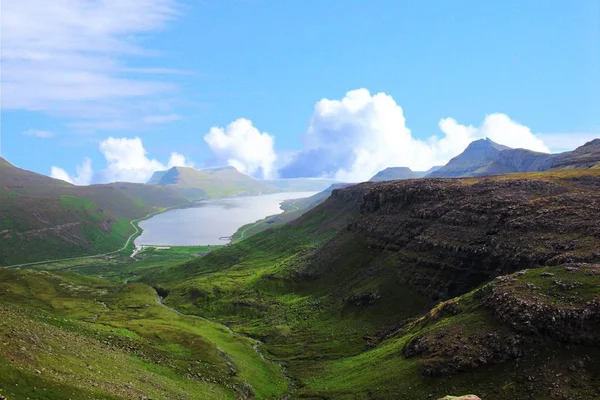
[250,89,557,182]
[50,89,593,185]
[51,137,193,185]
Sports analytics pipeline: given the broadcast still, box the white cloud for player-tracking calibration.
[1,0,181,131]
[51,157,92,185]
[168,152,194,168]
[50,167,73,184]
[23,129,54,138]
[204,118,277,179]
[279,89,556,182]
[51,138,193,184]
[98,137,167,183]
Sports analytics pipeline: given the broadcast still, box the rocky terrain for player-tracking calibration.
[301,171,600,300]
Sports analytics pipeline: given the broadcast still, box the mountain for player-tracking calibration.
[427,137,600,178]
[139,169,600,399]
[547,138,600,170]
[369,166,439,182]
[2,169,599,399]
[0,158,190,265]
[148,166,279,199]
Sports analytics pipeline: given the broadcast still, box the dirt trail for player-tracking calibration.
[153,291,294,399]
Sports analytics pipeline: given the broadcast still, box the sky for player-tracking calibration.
[1,0,599,184]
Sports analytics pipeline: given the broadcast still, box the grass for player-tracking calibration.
[16,244,224,284]
[0,159,192,265]
[0,268,288,399]
[3,237,599,399]
[2,169,600,399]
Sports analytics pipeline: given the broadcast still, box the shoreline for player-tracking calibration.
[137,192,316,248]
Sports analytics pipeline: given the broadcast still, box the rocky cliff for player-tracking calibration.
[301,171,600,300]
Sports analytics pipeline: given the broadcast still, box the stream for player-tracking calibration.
[153,290,294,399]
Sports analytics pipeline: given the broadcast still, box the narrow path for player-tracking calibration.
[237,219,267,241]
[2,205,182,269]
[153,291,294,399]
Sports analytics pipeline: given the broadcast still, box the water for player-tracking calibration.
[135,192,317,246]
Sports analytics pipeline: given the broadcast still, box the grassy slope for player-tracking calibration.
[2,169,599,399]
[136,170,600,399]
[0,194,133,265]
[0,268,287,400]
[0,159,191,265]
[9,245,224,286]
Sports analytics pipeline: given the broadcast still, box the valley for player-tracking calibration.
[1,167,599,399]
[4,4,598,399]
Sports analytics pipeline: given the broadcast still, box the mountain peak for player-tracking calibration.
[466,138,510,152]
[370,167,416,182]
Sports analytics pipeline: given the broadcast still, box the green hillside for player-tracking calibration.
[136,169,600,399]
[0,159,190,265]
[0,268,288,400]
[1,169,599,399]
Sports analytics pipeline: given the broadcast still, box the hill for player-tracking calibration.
[0,267,288,399]
[428,137,600,178]
[370,167,432,182]
[147,166,279,199]
[0,159,190,265]
[136,169,600,399]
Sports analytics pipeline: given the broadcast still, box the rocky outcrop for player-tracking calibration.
[476,264,600,345]
[405,328,536,376]
[402,264,599,379]
[438,396,481,400]
[305,173,600,301]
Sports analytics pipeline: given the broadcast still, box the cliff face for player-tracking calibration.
[301,172,600,300]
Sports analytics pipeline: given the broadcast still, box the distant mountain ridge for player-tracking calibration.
[147,166,279,199]
[427,137,600,178]
[367,138,599,182]
[548,138,600,170]
[369,166,441,182]
[148,166,341,199]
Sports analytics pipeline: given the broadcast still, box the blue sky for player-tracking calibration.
[1,0,599,183]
